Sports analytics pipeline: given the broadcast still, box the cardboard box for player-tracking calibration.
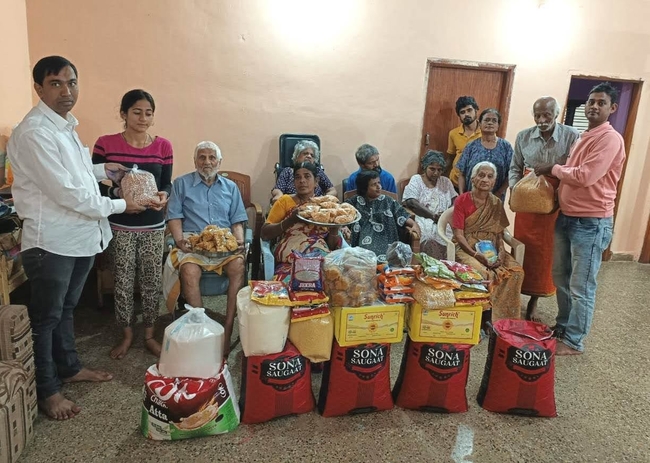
[332,303,405,346]
[407,302,482,345]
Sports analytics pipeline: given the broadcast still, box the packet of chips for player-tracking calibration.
[291,251,324,292]
[249,281,293,306]
[441,260,485,284]
[475,241,498,265]
[289,289,329,305]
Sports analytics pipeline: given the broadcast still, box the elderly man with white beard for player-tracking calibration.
[509,97,579,322]
[165,141,248,357]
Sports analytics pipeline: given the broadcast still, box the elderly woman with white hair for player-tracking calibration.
[165,140,248,359]
[271,140,336,203]
[452,161,524,321]
[402,150,457,258]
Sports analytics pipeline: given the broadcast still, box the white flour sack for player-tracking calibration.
[159,306,225,378]
[237,286,290,357]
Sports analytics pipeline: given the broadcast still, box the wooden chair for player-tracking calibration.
[436,206,524,264]
[397,178,410,203]
[220,171,263,279]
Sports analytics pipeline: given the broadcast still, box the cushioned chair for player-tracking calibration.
[436,206,525,264]
[397,178,410,203]
[169,171,263,297]
[275,134,321,180]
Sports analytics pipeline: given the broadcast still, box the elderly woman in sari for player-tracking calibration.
[271,140,336,204]
[403,150,457,259]
[345,170,420,262]
[452,161,524,321]
[262,161,341,280]
[456,108,513,201]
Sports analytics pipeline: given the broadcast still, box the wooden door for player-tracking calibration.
[420,61,515,159]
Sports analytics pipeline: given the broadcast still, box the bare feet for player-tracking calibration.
[39,392,81,420]
[63,368,113,383]
[110,338,132,359]
[525,297,542,322]
[556,342,583,356]
[145,337,162,357]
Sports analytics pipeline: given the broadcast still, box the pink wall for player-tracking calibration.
[0,0,32,136]
[22,0,650,257]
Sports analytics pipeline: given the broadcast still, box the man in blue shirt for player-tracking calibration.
[344,144,397,193]
[166,141,248,356]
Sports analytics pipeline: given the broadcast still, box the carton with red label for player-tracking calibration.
[331,303,405,346]
[393,338,471,413]
[407,302,482,345]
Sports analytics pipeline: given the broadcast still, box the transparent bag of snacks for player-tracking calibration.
[323,247,378,307]
[121,164,158,206]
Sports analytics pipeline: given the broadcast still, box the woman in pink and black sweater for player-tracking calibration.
[93,89,173,359]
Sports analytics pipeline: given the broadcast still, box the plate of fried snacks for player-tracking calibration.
[187,225,241,257]
[297,195,360,227]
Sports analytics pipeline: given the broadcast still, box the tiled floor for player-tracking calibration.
[16,262,650,463]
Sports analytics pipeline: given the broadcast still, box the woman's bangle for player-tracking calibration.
[473,251,478,258]
[280,220,285,232]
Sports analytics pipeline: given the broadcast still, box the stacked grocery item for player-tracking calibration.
[377,265,416,304]
[237,258,337,424]
[286,251,335,364]
[237,281,314,424]
[408,253,488,345]
[141,307,240,440]
[377,242,416,304]
[320,247,404,417]
[390,254,487,414]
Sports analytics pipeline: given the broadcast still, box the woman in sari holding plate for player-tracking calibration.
[452,161,524,321]
[261,161,341,280]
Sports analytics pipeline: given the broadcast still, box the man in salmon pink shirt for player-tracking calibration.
[535,82,625,355]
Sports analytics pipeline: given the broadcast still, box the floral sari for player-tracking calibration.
[265,194,332,281]
[454,193,524,320]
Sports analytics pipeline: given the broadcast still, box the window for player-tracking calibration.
[570,104,589,133]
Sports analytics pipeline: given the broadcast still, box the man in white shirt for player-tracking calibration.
[8,56,144,421]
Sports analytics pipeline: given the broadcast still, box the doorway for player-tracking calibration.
[419,60,516,161]
[563,76,643,261]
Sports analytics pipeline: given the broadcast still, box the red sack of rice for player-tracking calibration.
[393,338,471,413]
[477,319,557,417]
[318,340,393,417]
[239,341,314,424]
